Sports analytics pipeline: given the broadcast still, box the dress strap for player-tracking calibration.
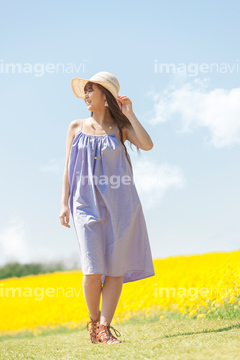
[80,119,83,130]
[114,123,118,134]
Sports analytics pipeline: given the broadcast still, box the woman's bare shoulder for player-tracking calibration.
[71,118,90,136]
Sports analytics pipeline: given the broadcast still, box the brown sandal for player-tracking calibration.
[96,323,122,344]
[86,310,101,343]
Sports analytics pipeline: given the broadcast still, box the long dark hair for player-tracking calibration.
[84,82,141,169]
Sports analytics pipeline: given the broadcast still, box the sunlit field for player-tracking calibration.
[0,250,239,339]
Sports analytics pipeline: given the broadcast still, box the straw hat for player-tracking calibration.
[71,71,120,99]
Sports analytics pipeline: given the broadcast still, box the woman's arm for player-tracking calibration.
[59,121,77,227]
[117,95,154,151]
[125,112,154,151]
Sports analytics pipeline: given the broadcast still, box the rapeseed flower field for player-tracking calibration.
[0,250,239,337]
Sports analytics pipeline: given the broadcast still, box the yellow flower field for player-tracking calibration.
[0,250,240,336]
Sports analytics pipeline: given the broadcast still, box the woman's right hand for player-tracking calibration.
[59,205,71,228]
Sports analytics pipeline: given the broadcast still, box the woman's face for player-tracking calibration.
[84,82,105,111]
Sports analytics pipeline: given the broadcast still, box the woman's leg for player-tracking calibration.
[100,275,123,325]
[82,274,102,320]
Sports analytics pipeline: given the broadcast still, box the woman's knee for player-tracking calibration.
[83,274,102,283]
[105,275,123,281]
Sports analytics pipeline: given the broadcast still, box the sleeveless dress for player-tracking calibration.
[68,118,155,285]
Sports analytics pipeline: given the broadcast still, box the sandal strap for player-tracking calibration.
[86,311,101,332]
[87,318,98,331]
[97,324,121,343]
[108,325,121,338]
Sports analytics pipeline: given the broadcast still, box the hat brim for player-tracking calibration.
[71,78,118,99]
[71,78,89,99]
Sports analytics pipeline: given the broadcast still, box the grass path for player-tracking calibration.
[0,318,240,359]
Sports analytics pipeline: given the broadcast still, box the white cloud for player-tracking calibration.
[0,217,31,265]
[0,217,64,266]
[146,78,240,148]
[132,157,185,209]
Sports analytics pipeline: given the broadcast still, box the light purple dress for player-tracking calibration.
[68,119,155,285]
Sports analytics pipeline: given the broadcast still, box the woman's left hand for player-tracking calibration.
[116,95,133,117]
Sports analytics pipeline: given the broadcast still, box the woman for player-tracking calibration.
[59,72,155,344]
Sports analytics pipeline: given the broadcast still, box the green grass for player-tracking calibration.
[0,316,240,359]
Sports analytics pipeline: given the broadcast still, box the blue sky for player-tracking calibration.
[0,0,240,268]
